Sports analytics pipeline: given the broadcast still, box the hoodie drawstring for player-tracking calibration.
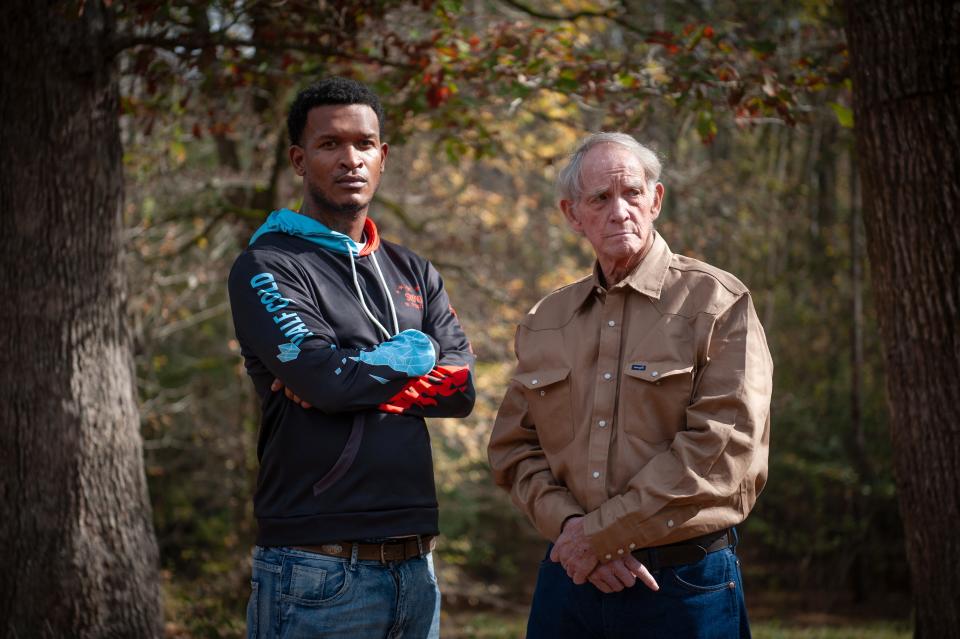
[345,239,400,341]
[370,251,400,337]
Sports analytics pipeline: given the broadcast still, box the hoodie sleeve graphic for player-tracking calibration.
[379,261,476,417]
[229,251,435,413]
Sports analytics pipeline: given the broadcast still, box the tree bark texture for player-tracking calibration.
[846,1,960,636]
[0,1,162,637]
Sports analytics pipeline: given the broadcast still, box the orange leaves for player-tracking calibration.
[427,84,452,108]
[423,72,452,108]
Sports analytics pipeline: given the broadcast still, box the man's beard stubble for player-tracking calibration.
[308,184,369,218]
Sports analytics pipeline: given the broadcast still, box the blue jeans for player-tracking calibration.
[247,545,440,639]
[527,542,751,639]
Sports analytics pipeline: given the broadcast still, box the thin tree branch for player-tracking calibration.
[133,203,261,264]
[110,32,419,70]
[500,0,616,22]
[431,260,514,304]
[161,209,232,259]
[373,194,429,233]
[155,301,231,339]
[498,0,646,36]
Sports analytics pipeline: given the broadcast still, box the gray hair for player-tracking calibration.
[556,132,662,202]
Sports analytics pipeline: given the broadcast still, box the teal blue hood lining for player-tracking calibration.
[249,208,360,255]
[249,208,398,340]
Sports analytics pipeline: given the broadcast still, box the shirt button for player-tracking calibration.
[596,287,603,294]
[651,371,659,377]
[667,519,674,527]
[629,543,636,549]
[605,554,612,560]
[608,320,615,327]
[617,548,624,555]
[598,420,607,428]
[603,372,612,380]
[539,390,545,396]
[592,471,600,478]
[531,379,539,385]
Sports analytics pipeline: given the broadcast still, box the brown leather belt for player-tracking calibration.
[631,528,734,571]
[294,535,437,563]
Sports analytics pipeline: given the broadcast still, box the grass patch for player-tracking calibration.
[441,611,527,638]
[753,620,912,639]
[440,611,912,639]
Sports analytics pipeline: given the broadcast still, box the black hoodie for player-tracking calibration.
[228,211,476,546]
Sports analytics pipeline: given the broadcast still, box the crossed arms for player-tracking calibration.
[228,249,475,418]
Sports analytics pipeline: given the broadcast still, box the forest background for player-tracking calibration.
[3,0,958,637]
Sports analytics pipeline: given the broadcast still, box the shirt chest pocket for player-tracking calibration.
[622,360,695,442]
[512,368,575,452]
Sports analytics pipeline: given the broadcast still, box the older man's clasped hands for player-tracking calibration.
[549,516,659,594]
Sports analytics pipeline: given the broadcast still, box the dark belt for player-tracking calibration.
[293,535,437,563]
[631,528,734,571]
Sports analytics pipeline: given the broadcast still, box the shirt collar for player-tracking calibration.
[579,231,672,304]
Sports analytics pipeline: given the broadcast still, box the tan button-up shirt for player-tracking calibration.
[488,233,772,560]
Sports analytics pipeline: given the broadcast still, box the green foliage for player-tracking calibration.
[441,611,527,638]
[829,102,854,128]
[163,565,250,638]
[435,612,912,639]
[435,452,542,590]
[753,620,912,639]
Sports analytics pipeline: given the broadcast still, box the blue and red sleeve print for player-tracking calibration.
[379,261,476,418]
[228,251,438,414]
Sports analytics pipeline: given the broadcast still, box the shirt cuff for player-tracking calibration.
[582,508,638,562]
[583,502,703,561]
[533,491,585,542]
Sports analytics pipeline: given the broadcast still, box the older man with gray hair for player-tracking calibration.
[488,132,772,638]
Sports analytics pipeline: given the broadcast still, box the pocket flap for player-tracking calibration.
[623,360,693,383]
[512,367,571,390]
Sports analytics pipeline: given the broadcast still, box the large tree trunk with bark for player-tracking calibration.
[0,1,162,637]
[845,1,960,636]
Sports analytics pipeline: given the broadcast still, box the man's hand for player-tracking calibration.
[549,517,599,584]
[587,555,659,594]
[271,378,312,409]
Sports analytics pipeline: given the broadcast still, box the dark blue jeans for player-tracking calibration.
[527,541,751,639]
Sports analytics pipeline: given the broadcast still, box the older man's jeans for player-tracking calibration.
[246,545,440,639]
[527,542,751,639]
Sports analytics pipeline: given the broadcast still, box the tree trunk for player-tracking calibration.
[845,1,960,636]
[0,1,162,637]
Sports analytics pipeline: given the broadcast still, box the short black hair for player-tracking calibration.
[287,77,386,146]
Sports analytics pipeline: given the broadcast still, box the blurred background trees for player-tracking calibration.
[7,0,957,637]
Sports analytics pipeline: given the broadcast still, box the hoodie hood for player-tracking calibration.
[249,208,380,256]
